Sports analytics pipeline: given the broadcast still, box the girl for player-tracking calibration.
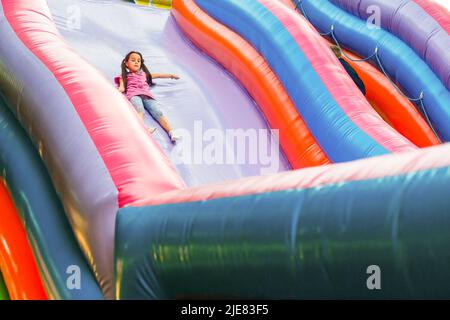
[118,51,180,142]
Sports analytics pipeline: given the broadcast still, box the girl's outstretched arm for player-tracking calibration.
[118,77,125,93]
[151,73,180,80]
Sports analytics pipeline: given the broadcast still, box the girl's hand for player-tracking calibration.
[170,74,180,80]
[118,77,125,93]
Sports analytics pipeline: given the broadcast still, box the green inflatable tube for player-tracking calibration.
[134,0,172,8]
[0,272,9,300]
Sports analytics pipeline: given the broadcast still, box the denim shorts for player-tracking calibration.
[130,95,164,121]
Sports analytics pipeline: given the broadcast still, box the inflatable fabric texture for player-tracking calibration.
[297,0,450,141]
[0,92,103,299]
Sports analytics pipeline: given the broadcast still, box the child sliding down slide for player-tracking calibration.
[118,51,180,143]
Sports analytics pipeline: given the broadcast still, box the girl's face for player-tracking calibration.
[125,53,142,73]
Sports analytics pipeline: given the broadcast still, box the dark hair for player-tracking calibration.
[330,45,342,58]
[121,51,154,92]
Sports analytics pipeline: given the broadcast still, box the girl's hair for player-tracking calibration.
[121,51,154,92]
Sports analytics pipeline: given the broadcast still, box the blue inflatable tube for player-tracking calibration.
[329,0,450,91]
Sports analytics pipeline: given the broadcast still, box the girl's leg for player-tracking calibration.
[130,96,145,115]
[157,116,173,133]
[130,96,156,133]
[143,98,178,142]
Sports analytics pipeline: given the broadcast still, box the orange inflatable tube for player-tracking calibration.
[172,0,331,168]
[279,0,439,148]
[341,49,439,148]
[0,181,48,300]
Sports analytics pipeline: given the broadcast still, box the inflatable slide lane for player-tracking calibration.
[0,0,450,300]
[1,0,287,298]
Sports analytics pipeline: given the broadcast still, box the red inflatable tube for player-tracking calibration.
[341,48,440,148]
[0,181,48,300]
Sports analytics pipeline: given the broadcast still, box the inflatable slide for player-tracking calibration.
[0,0,449,299]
